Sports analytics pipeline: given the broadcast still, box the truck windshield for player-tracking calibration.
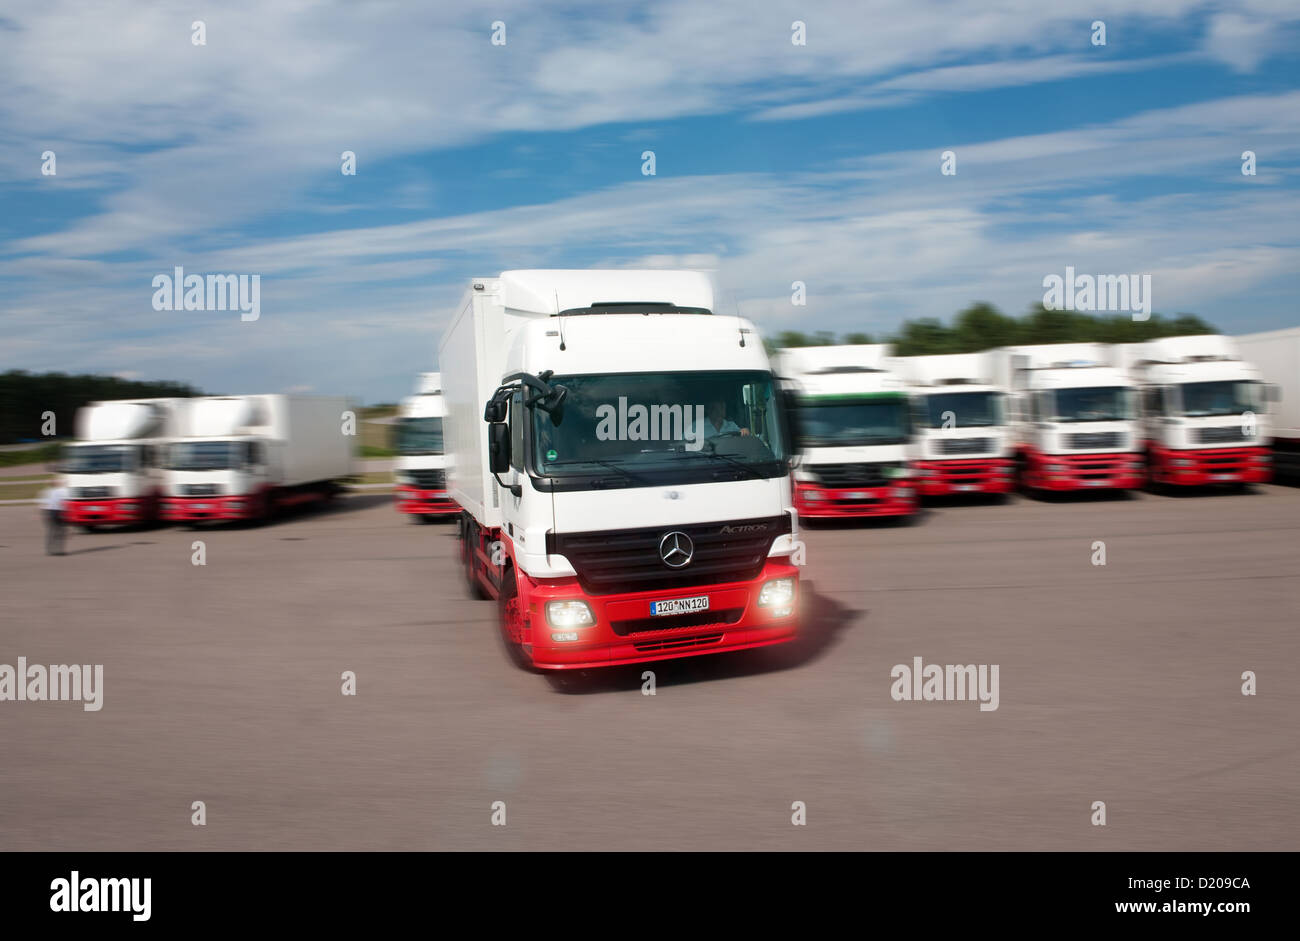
[798,396,910,446]
[1179,381,1261,417]
[1051,387,1134,422]
[63,444,134,473]
[532,371,787,481]
[922,391,1002,429]
[168,441,239,470]
[396,417,444,455]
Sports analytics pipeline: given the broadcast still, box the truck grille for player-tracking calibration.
[612,607,745,636]
[73,487,112,499]
[1195,426,1248,444]
[937,437,993,455]
[1066,432,1122,450]
[809,463,888,487]
[408,468,446,489]
[547,515,791,596]
[633,633,724,654]
[180,484,222,496]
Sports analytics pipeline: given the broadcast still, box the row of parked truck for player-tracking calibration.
[58,394,353,528]
[417,269,1299,673]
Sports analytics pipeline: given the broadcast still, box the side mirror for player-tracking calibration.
[484,394,509,424]
[488,422,511,473]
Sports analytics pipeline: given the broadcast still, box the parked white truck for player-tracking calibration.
[61,397,182,529]
[1113,334,1272,488]
[774,345,917,519]
[990,343,1143,492]
[890,352,1014,497]
[1233,327,1298,479]
[441,269,800,672]
[394,372,455,521]
[160,394,353,524]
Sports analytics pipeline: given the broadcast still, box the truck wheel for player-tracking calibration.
[497,569,534,671]
[461,518,489,600]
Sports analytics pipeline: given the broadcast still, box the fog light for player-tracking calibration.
[758,577,795,617]
[1172,459,1194,468]
[546,600,594,629]
[550,632,579,643]
[803,490,824,501]
[896,487,914,498]
[1048,464,1066,472]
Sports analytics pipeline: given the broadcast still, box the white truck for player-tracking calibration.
[1113,334,1272,488]
[440,269,801,672]
[890,352,1014,498]
[1233,327,1298,478]
[61,398,182,529]
[774,345,917,519]
[393,372,455,521]
[990,343,1143,493]
[160,394,353,524]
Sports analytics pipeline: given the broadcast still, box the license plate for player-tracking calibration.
[651,596,709,617]
[192,503,210,509]
[1212,474,1236,481]
[1083,479,1108,487]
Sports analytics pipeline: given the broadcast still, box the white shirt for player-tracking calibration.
[40,485,69,511]
[701,418,741,439]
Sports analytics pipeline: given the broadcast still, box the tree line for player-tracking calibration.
[769,303,1217,355]
[0,371,202,444]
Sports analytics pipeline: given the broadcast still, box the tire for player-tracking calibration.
[496,568,534,670]
[461,516,489,600]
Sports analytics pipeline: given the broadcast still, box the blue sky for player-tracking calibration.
[1,1,1297,402]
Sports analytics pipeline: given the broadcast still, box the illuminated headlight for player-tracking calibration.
[758,577,796,617]
[545,600,594,629]
[1172,459,1194,468]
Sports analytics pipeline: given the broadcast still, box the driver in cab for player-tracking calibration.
[701,399,750,439]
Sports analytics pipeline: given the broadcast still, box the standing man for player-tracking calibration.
[40,478,69,556]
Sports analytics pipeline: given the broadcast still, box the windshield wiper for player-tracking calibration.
[682,448,766,480]
[544,458,650,485]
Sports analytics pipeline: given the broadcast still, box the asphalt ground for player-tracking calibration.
[1,483,1297,850]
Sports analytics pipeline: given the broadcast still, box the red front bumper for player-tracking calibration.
[517,558,800,670]
[64,497,153,525]
[160,494,263,522]
[1148,445,1271,486]
[914,458,1015,495]
[395,486,458,515]
[1021,449,1143,491]
[793,479,917,518]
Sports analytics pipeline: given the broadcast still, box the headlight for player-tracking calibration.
[395,472,414,485]
[545,601,594,629]
[758,577,796,617]
[884,463,912,479]
[802,489,824,501]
